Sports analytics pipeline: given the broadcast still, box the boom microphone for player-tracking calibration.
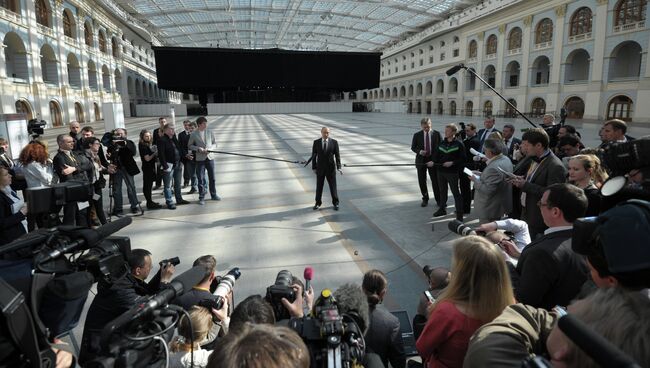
[557,314,642,368]
[446,64,464,76]
[304,267,313,293]
[333,283,369,333]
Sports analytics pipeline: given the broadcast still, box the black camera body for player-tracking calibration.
[266,270,296,320]
[28,118,47,137]
[159,257,180,267]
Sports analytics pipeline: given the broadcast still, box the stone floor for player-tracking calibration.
[45,112,648,343]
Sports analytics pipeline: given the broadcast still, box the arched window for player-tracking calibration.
[49,100,62,127]
[614,0,647,26]
[465,101,474,116]
[0,0,20,13]
[84,22,93,46]
[450,101,457,116]
[112,37,119,57]
[35,0,49,27]
[486,35,497,55]
[508,27,522,50]
[535,18,553,45]
[98,31,107,53]
[63,10,75,38]
[483,101,493,116]
[468,40,477,58]
[607,95,633,121]
[570,7,593,36]
[15,100,33,120]
[531,98,546,116]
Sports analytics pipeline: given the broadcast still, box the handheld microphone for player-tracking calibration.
[558,314,641,368]
[446,64,464,76]
[304,267,313,293]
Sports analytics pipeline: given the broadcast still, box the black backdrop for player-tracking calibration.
[152,47,380,103]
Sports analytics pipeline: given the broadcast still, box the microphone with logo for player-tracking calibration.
[303,266,313,296]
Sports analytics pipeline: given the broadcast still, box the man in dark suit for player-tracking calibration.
[53,134,92,225]
[476,115,501,152]
[502,124,522,162]
[460,123,480,213]
[411,118,442,207]
[152,117,167,189]
[507,128,567,238]
[178,120,197,193]
[158,123,189,209]
[510,184,588,309]
[311,127,341,210]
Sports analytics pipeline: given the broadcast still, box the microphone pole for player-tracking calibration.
[446,64,537,128]
[206,150,302,164]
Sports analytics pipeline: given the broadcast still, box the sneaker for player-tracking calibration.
[198,199,206,205]
[167,204,176,210]
[433,208,447,217]
[211,195,221,201]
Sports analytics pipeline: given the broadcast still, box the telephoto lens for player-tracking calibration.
[448,220,477,236]
[215,267,241,298]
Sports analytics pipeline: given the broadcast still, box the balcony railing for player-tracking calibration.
[0,8,21,22]
[485,53,497,60]
[534,41,552,50]
[467,57,477,63]
[37,23,54,38]
[568,32,592,43]
[614,21,645,33]
[507,48,521,55]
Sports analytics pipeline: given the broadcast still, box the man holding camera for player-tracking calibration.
[107,128,142,216]
[79,249,176,364]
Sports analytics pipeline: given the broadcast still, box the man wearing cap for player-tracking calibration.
[572,199,650,292]
[510,183,588,310]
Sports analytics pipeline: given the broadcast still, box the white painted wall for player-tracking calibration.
[135,104,187,117]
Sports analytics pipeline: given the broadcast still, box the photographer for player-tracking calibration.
[79,248,176,364]
[53,134,92,226]
[106,128,142,216]
[476,218,531,260]
[464,288,650,367]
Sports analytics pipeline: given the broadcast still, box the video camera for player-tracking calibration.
[288,289,366,368]
[25,181,93,214]
[27,118,47,138]
[0,217,133,368]
[266,269,296,320]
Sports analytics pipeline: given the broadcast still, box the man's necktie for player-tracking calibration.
[323,139,327,152]
[425,133,430,155]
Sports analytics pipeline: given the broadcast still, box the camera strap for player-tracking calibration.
[0,277,56,368]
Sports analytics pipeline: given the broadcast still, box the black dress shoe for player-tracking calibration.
[147,202,162,209]
[421,199,429,207]
[110,211,123,217]
[177,199,190,205]
[167,204,176,210]
[313,204,321,210]
[187,188,197,194]
[433,208,447,217]
[456,213,464,221]
[333,205,339,211]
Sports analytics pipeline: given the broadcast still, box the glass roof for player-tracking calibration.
[113,0,479,51]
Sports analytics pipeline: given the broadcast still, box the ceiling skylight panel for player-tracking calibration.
[367,7,393,19]
[368,22,391,33]
[387,9,412,23]
[169,13,195,23]
[403,14,431,27]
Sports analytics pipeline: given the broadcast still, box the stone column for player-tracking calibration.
[585,0,609,120]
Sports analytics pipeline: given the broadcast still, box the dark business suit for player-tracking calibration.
[460,134,480,213]
[0,190,26,246]
[365,304,406,368]
[512,229,588,309]
[477,128,501,151]
[53,149,92,226]
[520,152,567,238]
[311,138,341,206]
[411,129,442,205]
[505,137,522,161]
[178,130,196,189]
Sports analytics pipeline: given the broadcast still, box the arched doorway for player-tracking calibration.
[437,101,443,115]
[426,101,432,114]
[408,102,413,113]
[465,101,474,116]
[483,100,493,117]
[49,100,63,127]
[531,98,546,116]
[449,101,457,116]
[74,102,85,123]
[15,100,33,120]
[94,102,101,121]
[564,96,585,118]
[4,32,30,81]
[505,99,517,117]
[416,101,422,114]
[607,95,633,122]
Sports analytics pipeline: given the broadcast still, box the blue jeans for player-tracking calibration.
[183,160,197,190]
[163,162,184,205]
[112,168,139,211]
[196,159,216,200]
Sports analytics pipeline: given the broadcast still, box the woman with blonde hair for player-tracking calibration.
[169,306,215,367]
[568,154,607,216]
[416,235,514,368]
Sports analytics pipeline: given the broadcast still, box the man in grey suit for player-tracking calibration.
[471,139,513,224]
[508,128,567,239]
[188,116,221,205]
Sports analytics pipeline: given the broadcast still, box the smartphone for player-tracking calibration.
[424,290,435,303]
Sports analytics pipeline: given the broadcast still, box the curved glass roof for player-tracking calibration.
[112,0,479,51]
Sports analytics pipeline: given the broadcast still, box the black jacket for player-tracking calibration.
[433,138,466,173]
[311,138,341,175]
[512,229,588,309]
[158,135,181,170]
[463,134,481,169]
[411,130,442,164]
[79,271,163,363]
[52,150,92,183]
[177,130,194,162]
[172,288,218,311]
[0,191,26,246]
[365,304,406,368]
